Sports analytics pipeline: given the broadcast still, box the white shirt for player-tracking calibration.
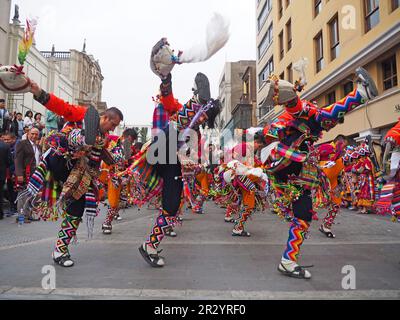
[29,139,40,165]
[24,117,33,128]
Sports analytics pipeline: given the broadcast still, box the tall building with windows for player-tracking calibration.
[217,60,257,147]
[256,0,400,148]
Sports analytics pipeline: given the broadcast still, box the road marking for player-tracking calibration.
[2,237,400,251]
[0,286,399,299]
[0,237,55,251]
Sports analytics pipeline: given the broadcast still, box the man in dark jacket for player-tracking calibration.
[15,127,41,221]
[2,132,18,216]
[0,99,10,134]
[0,135,12,219]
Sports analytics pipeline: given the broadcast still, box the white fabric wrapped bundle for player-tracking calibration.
[150,39,179,79]
[0,65,31,94]
[223,170,234,183]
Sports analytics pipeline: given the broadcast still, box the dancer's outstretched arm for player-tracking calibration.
[316,88,364,126]
[29,80,87,122]
[385,118,400,146]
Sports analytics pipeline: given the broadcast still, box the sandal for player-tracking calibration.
[224,217,236,223]
[278,263,313,279]
[319,225,335,238]
[232,230,251,237]
[102,224,112,235]
[83,105,100,146]
[138,244,165,268]
[165,229,177,237]
[194,72,211,103]
[53,253,74,267]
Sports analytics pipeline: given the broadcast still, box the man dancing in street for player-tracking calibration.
[17,80,124,267]
[263,67,378,279]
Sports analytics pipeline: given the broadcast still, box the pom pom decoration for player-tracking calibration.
[0,64,31,93]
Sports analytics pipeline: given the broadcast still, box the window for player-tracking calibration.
[287,63,293,83]
[329,15,340,61]
[314,0,322,17]
[382,55,398,90]
[257,0,272,31]
[392,0,399,11]
[279,31,284,60]
[343,81,354,96]
[278,0,283,19]
[258,23,273,58]
[314,32,324,73]
[286,19,292,51]
[258,57,274,88]
[364,0,380,32]
[327,91,336,105]
[279,72,285,80]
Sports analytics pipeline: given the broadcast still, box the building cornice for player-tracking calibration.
[301,22,400,101]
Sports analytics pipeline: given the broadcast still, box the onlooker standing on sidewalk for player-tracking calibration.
[45,110,58,135]
[2,132,18,216]
[21,126,30,140]
[11,113,24,139]
[33,113,45,137]
[0,135,12,220]
[0,99,10,134]
[23,110,34,129]
[15,127,41,221]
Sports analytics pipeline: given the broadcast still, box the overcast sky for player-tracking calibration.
[11,0,256,126]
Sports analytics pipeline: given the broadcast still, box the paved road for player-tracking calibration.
[0,202,400,300]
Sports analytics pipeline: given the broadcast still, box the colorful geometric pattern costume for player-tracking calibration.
[317,141,346,235]
[20,90,123,266]
[263,69,377,278]
[375,118,400,220]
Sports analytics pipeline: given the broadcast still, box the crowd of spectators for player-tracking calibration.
[0,99,63,221]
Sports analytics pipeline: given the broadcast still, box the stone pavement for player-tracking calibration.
[0,202,400,300]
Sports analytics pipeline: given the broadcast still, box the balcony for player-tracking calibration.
[41,51,71,60]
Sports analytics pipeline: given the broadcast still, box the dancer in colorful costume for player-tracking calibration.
[262,67,378,279]
[374,119,400,221]
[353,142,376,214]
[191,143,213,215]
[102,128,138,234]
[131,39,221,268]
[17,80,124,267]
[317,135,347,238]
[222,131,268,237]
[341,146,359,209]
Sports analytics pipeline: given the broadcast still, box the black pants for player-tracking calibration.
[47,153,85,219]
[155,163,183,216]
[292,190,313,223]
[275,162,313,223]
[0,179,4,215]
[6,179,17,212]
